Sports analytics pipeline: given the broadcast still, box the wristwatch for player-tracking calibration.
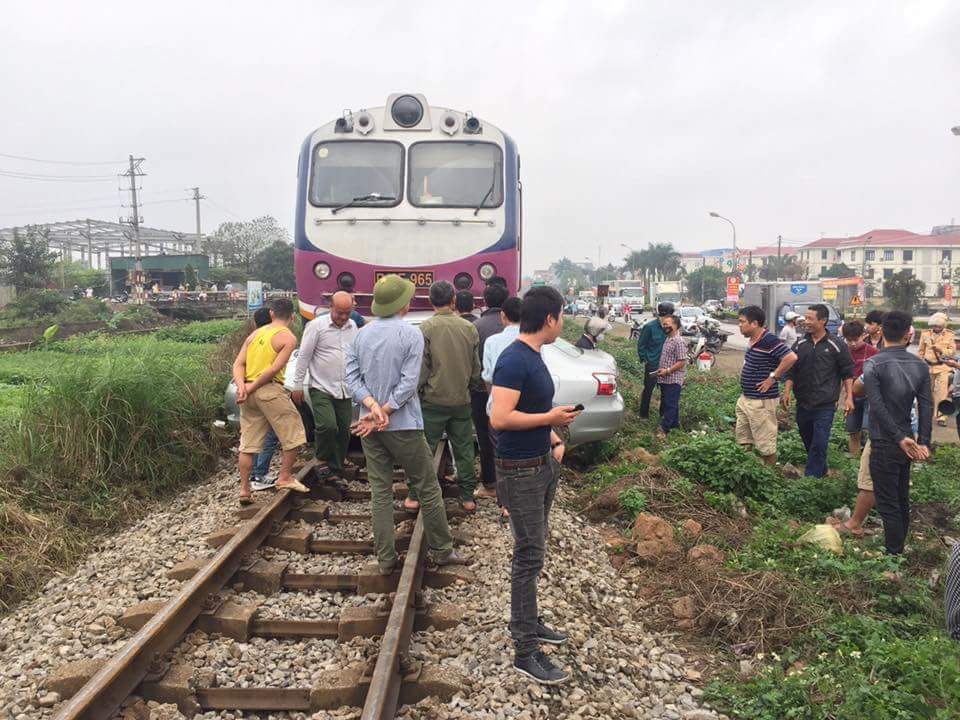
[769,371,779,380]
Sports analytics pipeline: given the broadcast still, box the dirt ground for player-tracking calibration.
[600,314,959,445]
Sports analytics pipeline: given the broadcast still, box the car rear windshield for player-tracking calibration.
[310,141,403,207]
[408,141,503,208]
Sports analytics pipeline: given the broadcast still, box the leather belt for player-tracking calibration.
[495,453,550,470]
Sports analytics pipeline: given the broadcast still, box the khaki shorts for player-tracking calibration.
[857,439,872,492]
[735,395,779,456]
[239,382,306,454]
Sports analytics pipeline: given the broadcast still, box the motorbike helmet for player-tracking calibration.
[656,302,675,317]
[785,311,800,322]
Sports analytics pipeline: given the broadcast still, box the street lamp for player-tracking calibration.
[709,211,737,275]
[951,126,960,136]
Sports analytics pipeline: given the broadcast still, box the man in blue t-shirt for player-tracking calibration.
[735,305,797,465]
[490,286,580,685]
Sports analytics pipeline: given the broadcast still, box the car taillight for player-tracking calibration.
[593,372,617,396]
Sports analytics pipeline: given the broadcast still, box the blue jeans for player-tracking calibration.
[796,406,835,477]
[498,455,560,657]
[659,383,682,433]
[253,427,279,479]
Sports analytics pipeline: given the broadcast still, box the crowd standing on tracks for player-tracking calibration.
[232,276,580,684]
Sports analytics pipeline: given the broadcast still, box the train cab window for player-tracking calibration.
[408,142,503,209]
[309,141,403,207]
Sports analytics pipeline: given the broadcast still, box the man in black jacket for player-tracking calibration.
[782,304,854,477]
[862,310,932,555]
[472,280,510,499]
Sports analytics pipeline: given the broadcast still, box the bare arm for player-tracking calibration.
[489,386,577,431]
[232,332,255,400]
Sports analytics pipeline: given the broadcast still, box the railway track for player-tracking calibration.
[46,446,472,720]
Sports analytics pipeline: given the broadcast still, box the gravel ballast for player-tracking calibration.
[0,459,724,720]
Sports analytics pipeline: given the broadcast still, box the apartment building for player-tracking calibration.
[798,228,960,295]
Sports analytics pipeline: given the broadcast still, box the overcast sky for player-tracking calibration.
[2,0,958,273]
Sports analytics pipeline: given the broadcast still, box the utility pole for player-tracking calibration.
[776,235,783,281]
[120,155,146,303]
[190,187,205,252]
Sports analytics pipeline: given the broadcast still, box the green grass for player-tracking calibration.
[0,322,233,611]
[154,319,245,344]
[568,318,960,717]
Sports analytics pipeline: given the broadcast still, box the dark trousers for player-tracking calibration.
[796,405,835,478]
[309,391,353,474]
[253,427,279,479]
[639,361,658,418]
[499,455,560,658]
[471,390,496,489]
[870,440,912,555]
[659,383,682,433]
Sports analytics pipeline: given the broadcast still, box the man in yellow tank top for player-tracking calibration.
[232,298,308,503]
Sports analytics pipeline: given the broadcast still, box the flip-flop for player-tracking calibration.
[239,494,253,506]
[461,501,477,514]
[276,479,310,493]
[394,499,420,513]
[836,524,865,538]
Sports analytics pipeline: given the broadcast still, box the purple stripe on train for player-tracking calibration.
[295,248,520,313]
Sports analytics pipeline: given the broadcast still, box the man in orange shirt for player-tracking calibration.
[232,298,308,503]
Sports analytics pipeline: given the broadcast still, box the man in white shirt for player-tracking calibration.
[779,311,800,347]
[292,291,359,477]
[483,297,523,408]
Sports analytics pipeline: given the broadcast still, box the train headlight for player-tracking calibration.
[355,110,374,135]
[391,95,423,128]
[313,262,331,280]
[478,263,496,281]
[454,272,473,290]
[440,111,460,135]
[337,272,356,291]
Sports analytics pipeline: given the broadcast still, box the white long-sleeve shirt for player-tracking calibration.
[292,314,358,399]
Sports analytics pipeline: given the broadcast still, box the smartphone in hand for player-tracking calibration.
[573,403,584,412]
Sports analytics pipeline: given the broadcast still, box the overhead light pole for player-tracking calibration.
[709,211,737,276]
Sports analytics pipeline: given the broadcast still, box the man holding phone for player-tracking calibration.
[490,286,580,685]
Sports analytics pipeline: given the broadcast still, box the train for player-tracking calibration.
[294,93,521,318]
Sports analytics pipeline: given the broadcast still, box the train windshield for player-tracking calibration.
[408,142,503,209]
[310,141,403,207]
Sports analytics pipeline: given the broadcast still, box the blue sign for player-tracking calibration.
[790,284,808,295]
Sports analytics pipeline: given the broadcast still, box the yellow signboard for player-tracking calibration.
[823,288,837,301]
[850,295,862,306]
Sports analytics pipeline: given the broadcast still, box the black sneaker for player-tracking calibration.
[514,652,569,685]
[536,617,568,645]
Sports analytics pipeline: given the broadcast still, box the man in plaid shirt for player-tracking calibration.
[655,314,687,435]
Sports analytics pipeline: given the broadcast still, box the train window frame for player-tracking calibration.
[308,139,405,209]
[406,140,505,210]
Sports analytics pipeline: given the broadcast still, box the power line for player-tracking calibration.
[0,151,124,166]
[203,196,244,220]
[0,169,117,183]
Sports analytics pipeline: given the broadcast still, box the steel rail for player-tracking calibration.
[53,463,315,720]
[360,445,442,720]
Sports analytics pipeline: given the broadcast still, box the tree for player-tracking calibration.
[207,216,291,272]
[208,266,249,286]
[549,257,587,291]
[883,270,925,312]
[51,257,109,296]
[645,242,682,281]
[758,254,806,281]
[685,266,726,303]
[0,226,57,292]
[820,262,856,278]
[183,264,199,290]
[253,241,296,289]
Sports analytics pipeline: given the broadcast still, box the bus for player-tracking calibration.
[294,93,521,318]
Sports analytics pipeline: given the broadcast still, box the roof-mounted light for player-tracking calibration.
[391,95,423,128]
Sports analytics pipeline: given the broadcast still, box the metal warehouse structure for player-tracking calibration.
[0,218,201,270]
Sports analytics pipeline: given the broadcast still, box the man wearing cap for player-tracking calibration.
[779,311,801,347]
[345,275,465,574]
[918,313,956,426]
[636,302,674,418]
[575,316,610,350]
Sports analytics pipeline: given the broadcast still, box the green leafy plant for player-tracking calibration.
[618,487,648,517]
[663,432,776,499]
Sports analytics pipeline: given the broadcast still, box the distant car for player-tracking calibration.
[225,313,624,446]
[703,299,722,313]
[678,306,708,334]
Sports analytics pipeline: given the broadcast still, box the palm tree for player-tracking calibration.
[550,257,586,290]
[646,242,682,281]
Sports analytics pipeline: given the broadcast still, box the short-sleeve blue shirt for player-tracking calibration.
[491,340,555,459]
[741,330,791,399]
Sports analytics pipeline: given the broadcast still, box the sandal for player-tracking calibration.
[394,499,420,513]
[461,500,477,514]
[239,494,253,506]
[276,478,310,494]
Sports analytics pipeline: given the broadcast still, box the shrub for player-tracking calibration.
[663,433,776,499]
[107,304,163,328]
[766,473,858,521]
[2,289,67,319]
[912,446,960,509]
[155,319,246,344]
[618,487,648,517]
[52,298,112,324]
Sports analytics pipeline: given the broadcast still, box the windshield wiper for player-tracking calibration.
[331,193,396,215]
[473,165,499,216]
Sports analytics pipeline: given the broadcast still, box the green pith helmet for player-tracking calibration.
[371,274,416,317]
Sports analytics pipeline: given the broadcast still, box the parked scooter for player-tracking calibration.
[697,317,728,354]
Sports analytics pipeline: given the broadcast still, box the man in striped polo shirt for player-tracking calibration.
[735,305,797,465]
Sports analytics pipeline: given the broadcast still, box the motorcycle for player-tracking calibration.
[629,317,643,340]
[696,317,728,355]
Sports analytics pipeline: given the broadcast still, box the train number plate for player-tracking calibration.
[375,270,434,288]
